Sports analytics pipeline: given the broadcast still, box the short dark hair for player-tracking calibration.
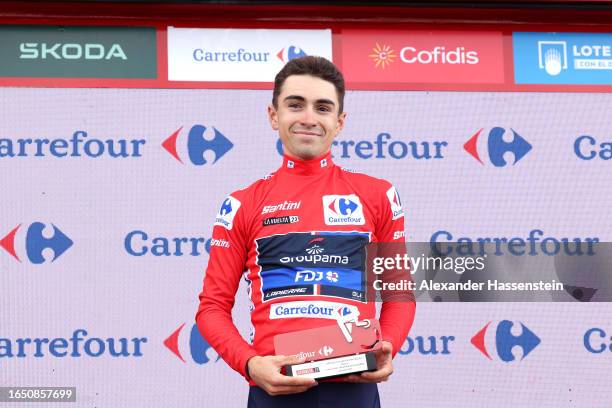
[272,56,346,114]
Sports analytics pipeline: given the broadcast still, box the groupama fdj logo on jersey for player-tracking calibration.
[164,323,220,365]
[471,320,541,362]
[162,125,233,166]
[0,222,72,264]
[464,127,532,167]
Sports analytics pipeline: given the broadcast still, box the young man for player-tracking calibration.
[196,56,415,407]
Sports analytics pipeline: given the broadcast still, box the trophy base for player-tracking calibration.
[285,351,377,380]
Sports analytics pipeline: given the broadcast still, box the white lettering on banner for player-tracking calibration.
[269,301,358,319]
[400,46,479,65]
[572,45,612,57]
[20,43,127,60]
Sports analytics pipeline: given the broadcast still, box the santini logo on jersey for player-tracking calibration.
[269,301,359,320]
[322,195,365,225]
[214,196,241,230]
[261,200,301,215]
[386,186,404,220]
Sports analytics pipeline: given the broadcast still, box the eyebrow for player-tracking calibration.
[283,95,336,106]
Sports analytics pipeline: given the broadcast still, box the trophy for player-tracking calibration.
[274,307,381,379]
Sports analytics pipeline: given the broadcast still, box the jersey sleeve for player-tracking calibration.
[195,192,258,379]
[375,183,416,358]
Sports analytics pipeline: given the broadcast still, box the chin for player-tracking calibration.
[292,147,322,160]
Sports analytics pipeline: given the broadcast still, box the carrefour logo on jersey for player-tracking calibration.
[215,196,241,230]
[0,130,145,159]
[269,301,358,320]
[464,127,532,167]
[162,124,233,166]
[0,329,147,359]
[0,222,72,264]
[471,320,540,362]
[386,186,404,220]
[276,133,448,160]
[323,195,365,225]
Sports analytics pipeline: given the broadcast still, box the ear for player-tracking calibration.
[267,104,279,131]
[335,111,347,136]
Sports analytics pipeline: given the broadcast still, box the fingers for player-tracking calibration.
[263,372,318,395]
[274,354,307,366]
[359,367,392,382]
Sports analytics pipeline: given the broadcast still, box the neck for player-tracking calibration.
[280,151,334,176]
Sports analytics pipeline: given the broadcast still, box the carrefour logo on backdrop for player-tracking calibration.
[277,45,308,62]
[164,323,220,365]
[0,329,147,359]
[162,124,233,166]
[0,222,72,264]
[124,230,216,256]
[0,131,145,159]
[276,133,448,160]
[471,320,540,362]
[584,327,612,354]
[574,135,612,161]
[397,334,455,356]
[431,229,599,256]
[464,127,532,167]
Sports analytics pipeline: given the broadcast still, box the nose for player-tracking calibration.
[299,105,317,127]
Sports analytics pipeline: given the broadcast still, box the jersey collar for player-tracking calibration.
[281,151,334,176]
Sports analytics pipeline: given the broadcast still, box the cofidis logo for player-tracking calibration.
[167,27,332,82]
[471,320,540,362]
[514,32,612,85]
[164,323,220,365]
[0,222,72,264]
[341,29,504,85]
[162,124,233,166]
[464,127,532,167]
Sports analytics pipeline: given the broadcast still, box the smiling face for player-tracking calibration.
[268,74,346,161]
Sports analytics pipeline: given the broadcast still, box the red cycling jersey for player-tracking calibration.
[196,152,415,383]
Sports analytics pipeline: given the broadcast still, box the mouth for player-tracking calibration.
[292,130,323,137]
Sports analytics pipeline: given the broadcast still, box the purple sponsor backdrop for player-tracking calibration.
[0,88,610,407]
